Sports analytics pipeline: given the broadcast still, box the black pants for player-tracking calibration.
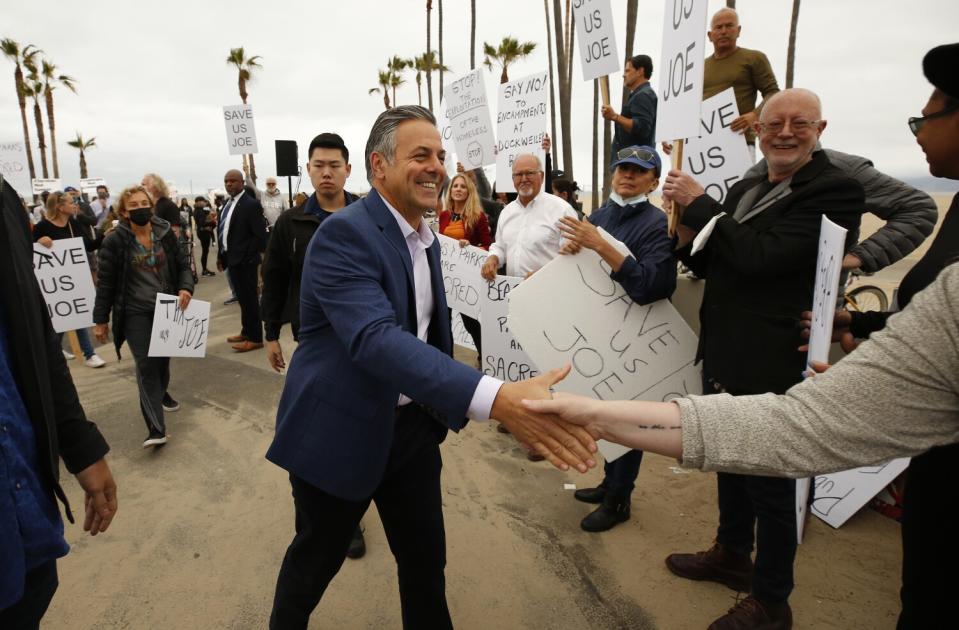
[230,259,262,343]
[600,449,644,503]
[270,406,450,629]
[125,311,170,435]
[0,560,58,629]
[198,231,213,271]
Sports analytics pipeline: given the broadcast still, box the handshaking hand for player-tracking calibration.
[490,365,598,473]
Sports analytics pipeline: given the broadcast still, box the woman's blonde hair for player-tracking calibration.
[142,172,170,199]
[43,190,76,221]
[114,185,155,224]
[443,174,483,233]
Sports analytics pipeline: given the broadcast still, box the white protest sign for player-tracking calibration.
[807,216,847,368]
[496,71,549,193]
[508,230,702,461]
[32,178,62,195]
[32,237,96,333]
[223,104,258,155]
[0,140,32,195]
[655,0,709,142]
[79,177,107,196]
[480,275,539,382]
[451,311,477,351]
[811,458,910,528]
[437,233,489,319]
[147,294,211,357]
[573,0,620,81]
[436,96,457,178]
[444,70,497,169]
[683,88,752,204]
[796,477,810,543]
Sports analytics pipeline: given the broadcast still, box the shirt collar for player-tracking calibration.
[382,195,435,249]
[516,188,547,208]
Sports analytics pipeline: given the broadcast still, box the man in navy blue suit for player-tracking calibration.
[265,105,597,629]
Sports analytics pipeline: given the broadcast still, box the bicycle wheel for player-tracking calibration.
[847,285,888,312]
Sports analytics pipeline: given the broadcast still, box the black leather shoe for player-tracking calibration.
[573,485,607,504]
[346,526,366,559]
[580,501,630,532]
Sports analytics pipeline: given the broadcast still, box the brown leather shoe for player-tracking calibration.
[665,543,753,592]
[526,451,545,462]
[232,341,264,352]
[227,334,248,343]
[707,596,792,630]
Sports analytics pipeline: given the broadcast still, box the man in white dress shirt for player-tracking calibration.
[481,154,577,280]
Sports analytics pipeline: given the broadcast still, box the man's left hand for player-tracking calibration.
[491,365,598,473]
[75,458,117,536]
[557,216,604,252]
[730,110,758,133]
[662,169,706,207]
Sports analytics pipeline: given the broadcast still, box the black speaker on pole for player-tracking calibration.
[275,140,298,177]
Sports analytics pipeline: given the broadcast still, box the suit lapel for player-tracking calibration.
[366,189,415,290]
[738,180,793,223]
[425,239,452,354]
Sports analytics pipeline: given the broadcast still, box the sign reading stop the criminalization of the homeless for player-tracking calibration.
[0,140,32,195]
[32,237,96,333]
[147,294,211,358]
[223,104,259,156]
[573,0,620,81]
[509,230,702,461]
[438,233,489,319]
[444,70,497,169]
[496,71,549,193]
[682,88,752,203]
[481,275,539,382]
[655,0,709,142]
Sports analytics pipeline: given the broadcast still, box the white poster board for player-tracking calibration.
[79,177,107,196]
[437,233,489,319]
[436,96,458,178]
[655,0,709,142]
[32,237,96,333]
[147,294,211,357]
[223,104,258,155]
[451,311,477,351]
[573,0,620,81]
[32,178,62,195]
[682,88,752,204]
[0,140,32,195]
[508,230,702,461]
[807,216,847,368]
[444,70,497,169]
[811,458,910,528]
[496,71,550,193]
[796,477,810,543]
[481,275,539,382]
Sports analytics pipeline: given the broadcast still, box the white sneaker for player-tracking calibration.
[84,354,106,368]
[62,349,76,360]
[142,434,168,448]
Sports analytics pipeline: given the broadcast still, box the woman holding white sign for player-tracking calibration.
[33,190,106,369]
[93,185,194,448]
[439,173,492,358]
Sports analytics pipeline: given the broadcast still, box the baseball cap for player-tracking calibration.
[610,145,662,176]
[64,185,78,192]
[923,43,959,99]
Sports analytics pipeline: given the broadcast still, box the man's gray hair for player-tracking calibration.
[365,105,437,183]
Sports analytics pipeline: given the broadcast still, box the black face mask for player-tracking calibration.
[129,207,152,226]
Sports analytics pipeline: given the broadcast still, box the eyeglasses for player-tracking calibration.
[908,103,959,137]
[757,119,822,135]
[616,147,657,162]
[511,169,542,180]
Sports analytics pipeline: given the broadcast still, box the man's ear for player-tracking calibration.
[369,152,386,181]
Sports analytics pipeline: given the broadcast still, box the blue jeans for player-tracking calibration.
[0,560,58,629]
[58,328,95,359]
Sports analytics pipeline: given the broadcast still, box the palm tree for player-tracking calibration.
[426,1,433,111]
[483,37,537,84]
[543,0,557,166]
[226,47,262,184]
[22,58,49,179]
[552,0,573,176]
[387,55,410,107]
[67,132,95,179]
[438,0,445,102]
[470,0,477,70]
[785,0,801,88]
[413,52,450,109]
[40,59,77,179]
[369,69,392,109]
[1,39,38,182]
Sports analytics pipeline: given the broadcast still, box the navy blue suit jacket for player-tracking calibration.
[266,188,483,501]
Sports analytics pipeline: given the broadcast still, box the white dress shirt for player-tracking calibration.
[383,197,503,420]
[220,189,245,251]
[488,191,577,277]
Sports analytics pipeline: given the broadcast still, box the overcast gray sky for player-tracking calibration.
[3,0,958,197]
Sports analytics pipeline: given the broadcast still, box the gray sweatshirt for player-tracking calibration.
[677,262,959,477]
